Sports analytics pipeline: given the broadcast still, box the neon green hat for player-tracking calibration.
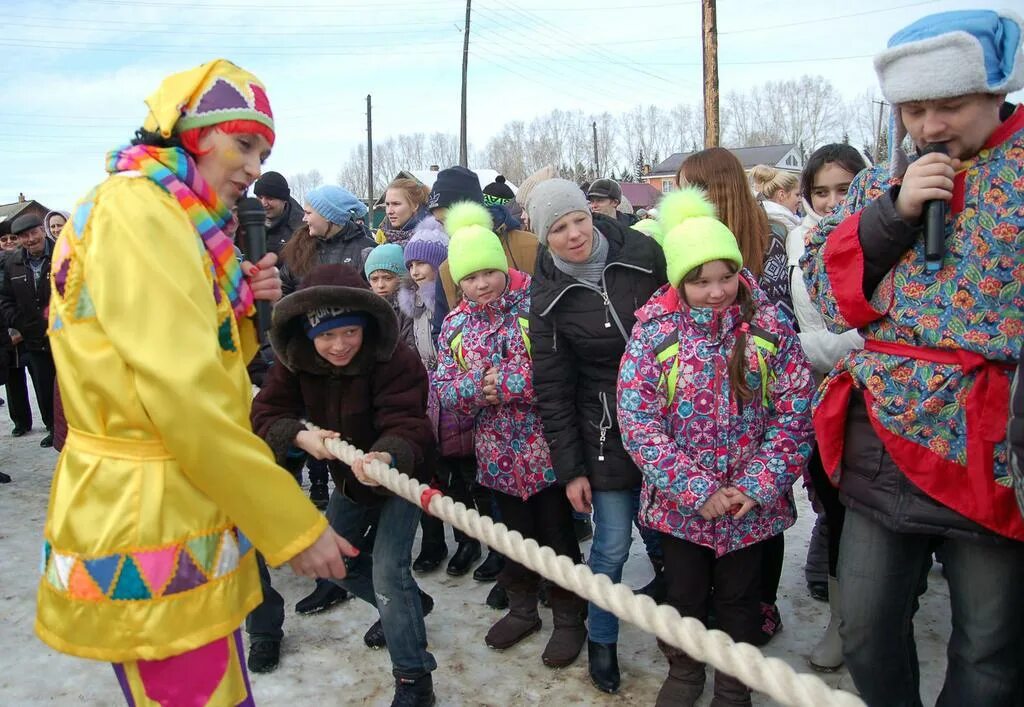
[445,201,509,283]
[658,187,743,287]
[631,218,664,246]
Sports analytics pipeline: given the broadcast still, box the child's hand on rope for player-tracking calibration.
[352,451,392,487]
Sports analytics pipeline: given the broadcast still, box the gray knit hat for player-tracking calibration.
[527,178,590,245]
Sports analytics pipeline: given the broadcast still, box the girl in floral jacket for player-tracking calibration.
[617,188,814,707]
[433,202,586,668]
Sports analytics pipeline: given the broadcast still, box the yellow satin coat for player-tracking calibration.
[36,174,326,662]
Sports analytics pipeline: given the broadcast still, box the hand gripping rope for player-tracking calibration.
[312,427,864,707]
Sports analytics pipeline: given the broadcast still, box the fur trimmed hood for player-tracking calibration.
[269,264,399,374]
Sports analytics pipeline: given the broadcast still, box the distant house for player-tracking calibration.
[373,167,518,208]
[620,183,661,211]
[0,194,51,228]
[644,144,804,193]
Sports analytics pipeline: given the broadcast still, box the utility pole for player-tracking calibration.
[592,121,600,179]
[873,99,888,163]
[701,0,719,148]
[366,94,374,215]
[459,0,472,167]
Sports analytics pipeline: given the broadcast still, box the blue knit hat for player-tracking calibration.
[304,306,368,339]
[363,243,406,279]
[306,185,368,226]
[404,216,449,270]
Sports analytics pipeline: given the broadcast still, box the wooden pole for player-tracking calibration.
[459,0,472,167]
[874,100,887,163]
[366,94,374,213]
[701,0,719,148]
[592,121,600,178]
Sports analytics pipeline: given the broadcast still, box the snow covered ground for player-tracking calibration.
[0,395,952,706]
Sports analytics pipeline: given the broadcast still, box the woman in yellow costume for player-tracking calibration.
[36,59,358,706]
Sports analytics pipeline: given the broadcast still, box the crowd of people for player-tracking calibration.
[3,7,1023,707]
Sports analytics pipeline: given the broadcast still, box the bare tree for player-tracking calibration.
[336,145,368,198]
[289,169,324,204]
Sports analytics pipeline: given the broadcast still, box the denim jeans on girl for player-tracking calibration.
[587,487,662,644]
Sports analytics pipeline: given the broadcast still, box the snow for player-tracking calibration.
[0,395,953,705]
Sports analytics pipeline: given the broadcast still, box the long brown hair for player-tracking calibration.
[680,261,756,403]
[677,148,769,277]
[279,223,319,282]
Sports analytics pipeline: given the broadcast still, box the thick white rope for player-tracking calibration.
[320,434,864,707]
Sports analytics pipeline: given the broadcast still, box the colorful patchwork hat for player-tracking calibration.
[143,58,275,140]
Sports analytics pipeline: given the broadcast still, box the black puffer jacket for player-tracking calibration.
[266,197,305,255]
[280,220,376,295]
[530,215,667,490]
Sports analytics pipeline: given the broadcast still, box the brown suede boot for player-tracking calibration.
[709,670,752,706]
[655,639,706,707]
[541,588,587,668]
[485,589,542,650]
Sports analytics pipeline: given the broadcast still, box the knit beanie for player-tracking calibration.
[404,216,449,270]
[527,178,590,246]
[875,10,1023,175]
[445,202,508,283]
[306,185,368,226]
[254,171,289,200]
[483,175,516,205]
[426,166,484,211]
[363,243,406,279]
[631,217,664,247]
[658,187,743,288]
[304,306,368,339]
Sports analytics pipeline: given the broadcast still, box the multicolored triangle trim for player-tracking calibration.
[41,527,252,601]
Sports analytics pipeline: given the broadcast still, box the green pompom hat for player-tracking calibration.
[445,201,509,283]
[658,187,743,287]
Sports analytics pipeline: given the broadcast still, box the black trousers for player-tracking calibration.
[5,364,32,429]
[421,455,493,547]
[24,350,55,430]
[807,445,845,577]
[662,534,765,645]
[494,485,581,593]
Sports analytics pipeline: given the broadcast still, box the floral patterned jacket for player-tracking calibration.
[617,276,814,556]
[433,269,556,500]
[801,104,1024,541]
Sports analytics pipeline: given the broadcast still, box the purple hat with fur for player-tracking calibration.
[403,216,449,270]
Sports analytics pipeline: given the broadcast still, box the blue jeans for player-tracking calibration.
[839,509,1024,707]
[587,487,663,644]
[326,491,436,679]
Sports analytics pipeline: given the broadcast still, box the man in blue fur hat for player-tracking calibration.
[801,10,1024,705]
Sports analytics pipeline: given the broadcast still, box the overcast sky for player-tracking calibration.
[1,0,1017,210]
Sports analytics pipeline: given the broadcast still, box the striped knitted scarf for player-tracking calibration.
[106,144,255,323]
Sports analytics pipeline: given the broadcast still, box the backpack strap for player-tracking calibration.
[446,329,468,372]
[517,317,531,358]
[655,325,780,409]
[654,337,681,408]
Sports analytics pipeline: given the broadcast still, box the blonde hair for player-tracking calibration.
[385,178,429,210]
[750,164,799,201]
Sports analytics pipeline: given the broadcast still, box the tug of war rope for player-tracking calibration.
[308,424,865,707]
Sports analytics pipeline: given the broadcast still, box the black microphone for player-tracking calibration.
[921,143,948,272]
[236,197,272,333]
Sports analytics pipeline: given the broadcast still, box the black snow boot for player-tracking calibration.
[365,590,434,649]
[391,673,435,707]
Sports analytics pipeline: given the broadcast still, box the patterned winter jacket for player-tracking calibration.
[801,104,1024,541]
[433,269,556,500]
[617,276,814,557]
